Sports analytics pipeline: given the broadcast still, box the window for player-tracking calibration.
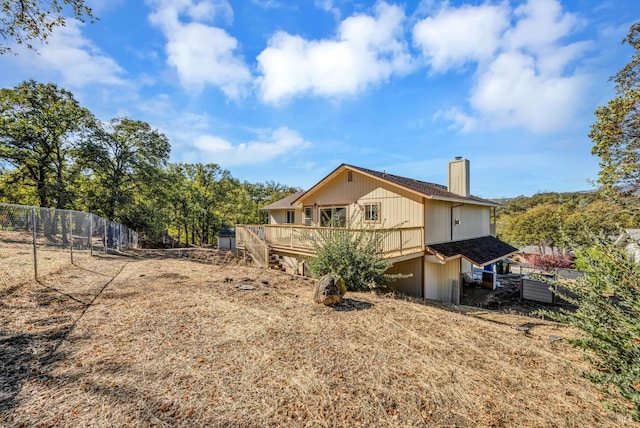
[347,171,353,182]
[286,210,295,224]
[364,203,380,222]
[320,207,347,227]
[304,207,312,226]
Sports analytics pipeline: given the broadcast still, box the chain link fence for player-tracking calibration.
[0,203,138,288]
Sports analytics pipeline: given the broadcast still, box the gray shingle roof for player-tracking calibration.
[426,236,519,266]
[346,164,498,206]
[217,227,235,237]
[261,191,306,210]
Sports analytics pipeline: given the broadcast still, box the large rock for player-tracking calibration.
[314,275,346,305]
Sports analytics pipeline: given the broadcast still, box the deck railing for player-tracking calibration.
[237,224,424,260]
[236,225,270,266]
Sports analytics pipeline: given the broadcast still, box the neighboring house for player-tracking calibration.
[614,229,640,263]
[217,227,236,250]
[237,158,518,303]
[518,245,566,265]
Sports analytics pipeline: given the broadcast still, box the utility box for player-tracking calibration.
[521,277,556,304]
[217,227,236,250]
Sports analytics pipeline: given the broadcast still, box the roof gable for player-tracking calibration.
[261,191,306,210]
[293,164,499,207]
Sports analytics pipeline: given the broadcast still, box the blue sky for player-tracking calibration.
[1,0,638,198]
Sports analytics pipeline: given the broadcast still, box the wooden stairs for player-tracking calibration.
[269,254,285,271]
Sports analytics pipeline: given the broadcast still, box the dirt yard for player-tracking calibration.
[0,250,636,427]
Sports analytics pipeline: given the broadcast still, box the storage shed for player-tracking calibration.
[217,227,236,250]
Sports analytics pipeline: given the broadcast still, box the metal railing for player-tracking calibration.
[0,203,138,287]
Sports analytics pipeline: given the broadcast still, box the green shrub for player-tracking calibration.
[304,215,410,291]
[540,232,640,420]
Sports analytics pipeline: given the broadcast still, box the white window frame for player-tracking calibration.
[364,203,380,223]
[320,207,347,227]
[285,210,295,224]
[304,207,312,226]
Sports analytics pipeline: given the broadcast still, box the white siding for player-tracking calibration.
[423,259,460,303]
[424,200,451,244]
[297,170,423,228]
[425,200,491,243]
[453,205,491,240]
[269,209,304,225]
[461,259,473,275]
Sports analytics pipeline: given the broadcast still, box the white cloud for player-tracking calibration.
[10,21,124,87]
[253,0,282,9]
[256,1,412,104]
[148,0,250,98]
[434,107,477,133]
[315,0,341,19]
[469,51,588,132]
[418,0,592,134]
[136,94,176,116]
[194,127,311,166]
[412,3,509,72]
[86,0,126,14]
[504,0,578,53]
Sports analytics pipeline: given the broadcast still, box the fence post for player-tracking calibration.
[32,207,38,280]
[103,218,107,254]
[69,212,74,265]
[89,213,93,256]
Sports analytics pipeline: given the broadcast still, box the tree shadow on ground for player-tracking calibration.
[0,292,87,416]
[331,298,374,312]
[0,261,128,420]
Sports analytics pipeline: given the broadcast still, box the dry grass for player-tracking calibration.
[0,250,636,427]
[0,230,105,289]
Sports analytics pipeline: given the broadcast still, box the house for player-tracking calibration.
[262,191,306,225]
[237,158,518,303]
[614,229,640,263]
[518,245,566,265]
[217,227,236,250]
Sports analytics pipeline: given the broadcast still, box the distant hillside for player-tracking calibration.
[495,189,636,248]
[493,189,598,205]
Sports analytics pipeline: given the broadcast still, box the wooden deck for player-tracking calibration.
[236,224,425,267]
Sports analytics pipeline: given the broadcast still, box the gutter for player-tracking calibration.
[450,203,464,241]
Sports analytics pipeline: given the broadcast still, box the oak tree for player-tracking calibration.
[590,22,640,199]
[0,0,94,54]
[78,117,170,222]
[0,80,95,210]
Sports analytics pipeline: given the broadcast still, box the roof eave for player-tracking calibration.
[292,163,501,208]
[347,165,501,207]
[291,164,348,205]
[427,195,501,207]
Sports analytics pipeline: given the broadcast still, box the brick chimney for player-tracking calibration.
[448,157,470,197]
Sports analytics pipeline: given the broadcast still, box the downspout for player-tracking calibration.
[450,203,464,241]
[422,197,426,299]
[491,206,496,237]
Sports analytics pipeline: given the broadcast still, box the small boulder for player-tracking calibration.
[314,275,346,305]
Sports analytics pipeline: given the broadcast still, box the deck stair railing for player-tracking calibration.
[236,225,270,267]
